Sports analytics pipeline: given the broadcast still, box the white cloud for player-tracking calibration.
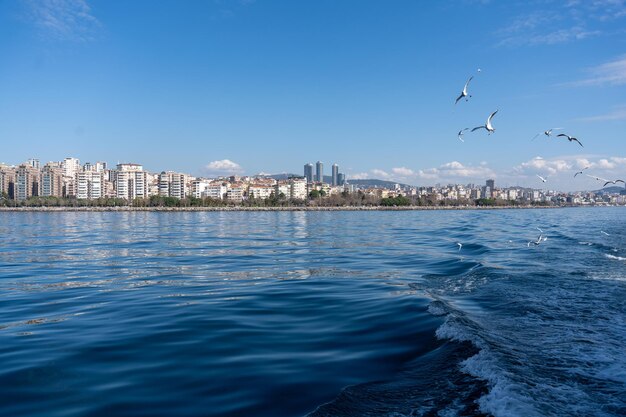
[570,55,626,86]
[579,104,626,121]
[514,156,572,176]
[364,162,495,184]
[24,0,101,41]
[347,172,369,180]
[205,159,244,175]
[391,167,415,176]
[495,1,626,48]
[371,169,391,179]
[437,161,496,179]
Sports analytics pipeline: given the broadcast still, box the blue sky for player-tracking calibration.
[1,0,625,191]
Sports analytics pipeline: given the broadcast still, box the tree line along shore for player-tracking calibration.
[0,192,567,211]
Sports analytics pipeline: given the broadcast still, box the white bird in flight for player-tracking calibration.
[528,234,547,247]
[586,174,609,183]
[456,242,463,251]
[536,174,547,183]
[455,76,474,105]
[532,128,562,141]
[556,133,584,147]
[457,128,469,142]
[574,167,589,177]
[472,110,498,134]
[602,179,625,187]
[601,230,610,236]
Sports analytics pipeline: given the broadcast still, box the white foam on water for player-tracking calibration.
[427,301,448,316]
[605,254,626,261]
[435,319,542,417]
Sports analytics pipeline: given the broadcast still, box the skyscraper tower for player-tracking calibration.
[332,164,339,186]
[316,161,324,183]
[304,163,314,183]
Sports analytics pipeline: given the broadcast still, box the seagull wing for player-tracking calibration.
[556,133,570,139]
[573,138,584,147]
[616,180,625,184]
[487,110,498,125]
[463,76,473,93]
[454,94,463,105]
[471,126,486,132]
[532,133,541,141]
[574,171,582,177]
[603,181,612,187]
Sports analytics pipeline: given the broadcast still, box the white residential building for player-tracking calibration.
[227,184,245,201]
[159,171,188,199]
[76,171,104,199]
[62,157,81,178]
[206,183,228,200]
[115,163,148,200]
[249,185,273,199]
[290,178,307,200]
[192,179,211,199]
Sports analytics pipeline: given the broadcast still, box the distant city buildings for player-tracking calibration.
[332,164,339,186]
[304,163,314,183]
[0,156,624,206]
[315,161,323,182]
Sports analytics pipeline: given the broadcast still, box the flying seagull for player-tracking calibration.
[574,167,589,177]
[457,128,469,142]
[528,234,547,247]
[456,242,463,251]
[455,76,474,105]
[556,134,584,147]
[472,110,498,134]
[601,231,610,236]
[602,179,625,187]
[536,227,544,233]
[536,174,547,183]
[586,174,609,183]
[532,128,563,141]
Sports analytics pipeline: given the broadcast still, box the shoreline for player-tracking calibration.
[0,205,576,212]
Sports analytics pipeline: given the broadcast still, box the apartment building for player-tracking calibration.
[40,164,64,197]
[76,171,104,199]
[15,164,40,201]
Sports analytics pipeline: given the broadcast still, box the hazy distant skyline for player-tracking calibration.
[1,0,626,191]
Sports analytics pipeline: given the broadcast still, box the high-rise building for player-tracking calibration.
[76,171,104,199]
[486,179,495,190]
[40,164,64,197]
[485,179,495,198]
[332,164,339,186]
[337,173,345,186]
[0,165,15,199]
[62,157,80,178]
[316,161,324,183]
[159,171,188,199]
[15,164,40,201]
[115,163,148,200]
[304,163,314,183]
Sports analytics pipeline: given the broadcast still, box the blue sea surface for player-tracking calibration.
[0,208,624,416]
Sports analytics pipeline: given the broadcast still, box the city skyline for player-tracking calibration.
[1,1,625,191]
[1,154,624,195]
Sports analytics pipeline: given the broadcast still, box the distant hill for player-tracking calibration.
[593,185,626,194]
[262,174,410,189]
[345,179,412,189]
